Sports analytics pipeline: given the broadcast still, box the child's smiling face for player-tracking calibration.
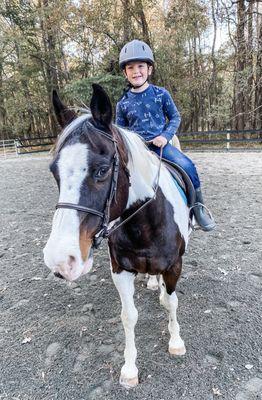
[124,61,152,88]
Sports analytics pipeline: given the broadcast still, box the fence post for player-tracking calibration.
[14,140,19,156]
[226,131,230,150]
[3,140,6,158]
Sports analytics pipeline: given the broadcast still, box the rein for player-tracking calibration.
[104,145,163,238]
[55,125,163,249]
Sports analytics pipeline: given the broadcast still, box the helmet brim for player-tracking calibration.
[120,57,154,70]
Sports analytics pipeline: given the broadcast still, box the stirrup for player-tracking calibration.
[189,202,214,217]
[189,202,215,230]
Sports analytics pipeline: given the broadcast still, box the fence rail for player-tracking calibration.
[15,136,56,155]
[176,129,262,150]
[0,139,18,158]
[177,128,262,136]
[1,129,262,158]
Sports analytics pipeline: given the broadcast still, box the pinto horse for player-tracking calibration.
[43,84,191,389]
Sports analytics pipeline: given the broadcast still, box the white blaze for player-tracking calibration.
[43,143,93,281]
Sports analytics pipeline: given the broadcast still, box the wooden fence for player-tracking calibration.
[0,139,18,158]
[176,129,262,150]
[1,129,262,157]
[15,136,57,155]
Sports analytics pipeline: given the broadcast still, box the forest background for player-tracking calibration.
[0,0,261,140]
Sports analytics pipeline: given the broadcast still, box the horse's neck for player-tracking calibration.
[126,153,158,208]
[118,127,168,210]
[125,147,190,247]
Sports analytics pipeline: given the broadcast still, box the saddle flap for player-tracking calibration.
[162,159,196,207]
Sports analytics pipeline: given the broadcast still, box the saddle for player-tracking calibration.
[162,158,196,207]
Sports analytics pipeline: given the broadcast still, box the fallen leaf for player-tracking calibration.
[218,267,229,275]
[212,387,222,396]
[22,336,32,344]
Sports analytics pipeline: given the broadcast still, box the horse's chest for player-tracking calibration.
[121,253,170,274]
[111,238,177,274]
[109,191,185,274]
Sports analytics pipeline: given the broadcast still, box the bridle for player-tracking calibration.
[55,122,163,249]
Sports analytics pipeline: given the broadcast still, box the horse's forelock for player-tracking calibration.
[55,113,92,154]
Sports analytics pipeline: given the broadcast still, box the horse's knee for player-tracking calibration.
[121,307,138,327]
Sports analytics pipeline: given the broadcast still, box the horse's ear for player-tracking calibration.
[90,84,113,128]
[52,90,77,128]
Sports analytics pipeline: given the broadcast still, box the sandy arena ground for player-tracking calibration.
[0,152,261,400]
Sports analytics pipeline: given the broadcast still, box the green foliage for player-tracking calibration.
[0,0,261,139]
[63,74,125,115]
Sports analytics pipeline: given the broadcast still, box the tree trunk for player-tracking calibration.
[234,0,246,131]
[135,0,151,45]
[246,0,254,130]
[210,0,218,129]
[192,36,200,131]
[0,58,7,139]
[123,0,133,42]
[39,0,60,134]
[14,43,38,138]
[255,6,262,130]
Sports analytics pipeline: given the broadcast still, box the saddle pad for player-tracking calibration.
[173,179,188,205]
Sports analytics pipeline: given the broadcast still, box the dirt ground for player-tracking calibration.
[0,152,261,400]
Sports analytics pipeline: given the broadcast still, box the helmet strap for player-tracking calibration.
[130,77,148,89]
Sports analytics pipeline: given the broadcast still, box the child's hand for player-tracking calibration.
[152,135,168,147]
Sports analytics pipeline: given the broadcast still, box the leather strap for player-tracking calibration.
[56,203,104,218]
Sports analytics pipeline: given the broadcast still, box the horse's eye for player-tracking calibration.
[95,166,110,180]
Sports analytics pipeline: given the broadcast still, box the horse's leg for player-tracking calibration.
[146,274,159,291]
[159,258,186,356]
[111,270,138,389]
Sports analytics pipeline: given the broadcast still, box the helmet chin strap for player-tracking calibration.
[130,77,148,89]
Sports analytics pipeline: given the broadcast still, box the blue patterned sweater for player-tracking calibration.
[115,84,181,142]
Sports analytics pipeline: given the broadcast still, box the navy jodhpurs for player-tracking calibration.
[149,143,201,189]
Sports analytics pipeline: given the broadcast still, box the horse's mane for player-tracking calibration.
[117,126,160,174]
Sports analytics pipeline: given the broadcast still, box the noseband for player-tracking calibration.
[56,126,121,248]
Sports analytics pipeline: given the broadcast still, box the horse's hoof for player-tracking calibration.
[119,375,139,389]
[169,345,186,356]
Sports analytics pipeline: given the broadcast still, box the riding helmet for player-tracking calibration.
[119,39,154,69]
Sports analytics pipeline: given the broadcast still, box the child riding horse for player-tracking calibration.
[117,39,215,231]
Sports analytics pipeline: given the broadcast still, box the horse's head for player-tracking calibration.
[43,84,129,281]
